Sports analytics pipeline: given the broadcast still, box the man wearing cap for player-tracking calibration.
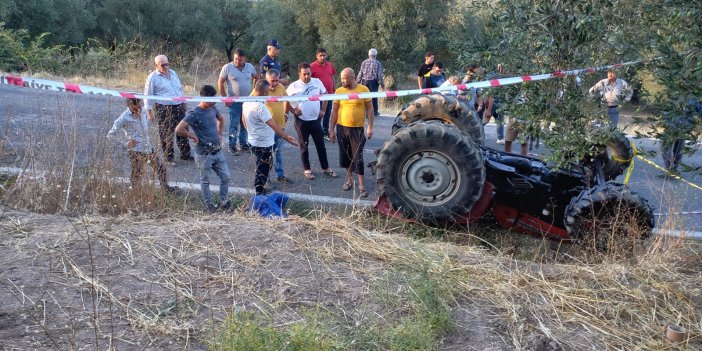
[357,48,385,116]
[310,47,337,137]
[588,70,633,127]
[144,54,193,164]
[259,39,290,85]
[217,48,259,154]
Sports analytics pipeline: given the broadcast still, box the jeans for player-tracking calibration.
[294,117,330,171]
[252,146,273,194]
[607,106,619,127]
[661,139,684,171]
[320,101,333,134]
[273,134,285,178]
[495,112,505,140]
[228,102,248,149]
[362,79,380,115]
[197,151,231,206]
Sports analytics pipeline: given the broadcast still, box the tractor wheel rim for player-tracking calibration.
[401,151,459,206]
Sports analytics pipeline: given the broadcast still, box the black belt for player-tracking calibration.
[607,105,618,108]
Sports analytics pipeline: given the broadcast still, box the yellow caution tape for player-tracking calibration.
[610,139,701,190]
[634,153,702,190]
[623,142,635,185]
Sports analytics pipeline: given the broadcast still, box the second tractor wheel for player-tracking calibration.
[564,182,654,254]
[393,94,484,144]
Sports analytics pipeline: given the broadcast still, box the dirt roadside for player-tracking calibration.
[1,207,700,350]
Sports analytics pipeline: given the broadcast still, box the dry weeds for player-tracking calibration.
[0,205,699,350]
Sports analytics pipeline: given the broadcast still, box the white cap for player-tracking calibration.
[368,48,378,57]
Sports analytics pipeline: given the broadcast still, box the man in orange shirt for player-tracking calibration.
[329,68,374,198]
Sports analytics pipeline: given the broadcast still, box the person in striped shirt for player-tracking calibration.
[356,48,385,116]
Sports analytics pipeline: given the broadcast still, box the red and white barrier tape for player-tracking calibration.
[0,59,649,103]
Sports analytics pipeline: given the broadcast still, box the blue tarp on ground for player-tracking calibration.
[250,192,289,218]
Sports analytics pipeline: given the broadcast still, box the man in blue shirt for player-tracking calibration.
[259,39,290,85]
[175,85,231,212]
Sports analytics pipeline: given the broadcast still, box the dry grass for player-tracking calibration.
[1,60,699,350]
[0,204,699,350]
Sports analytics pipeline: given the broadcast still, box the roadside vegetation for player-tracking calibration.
[1,0,700,350]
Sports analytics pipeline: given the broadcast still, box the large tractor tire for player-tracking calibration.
[590,129,633,181]
[392,94,484,144]
[376,121,486,223]
[564,182,654,254]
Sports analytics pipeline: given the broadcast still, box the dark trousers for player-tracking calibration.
[294,117,330,170]
[362,79,380,115]
[128,150,169,189]
[320,101,333,134]
[661,139,685,171]
[336,125,366,175]
[252,146,272,195]
[155,103,192,160]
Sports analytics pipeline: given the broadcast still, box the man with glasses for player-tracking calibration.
[217,48,259,155]
[144,54,193,164]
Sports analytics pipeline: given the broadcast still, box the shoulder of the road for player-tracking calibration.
[1,166,699,240]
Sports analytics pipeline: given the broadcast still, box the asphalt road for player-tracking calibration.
[2,84,701,231]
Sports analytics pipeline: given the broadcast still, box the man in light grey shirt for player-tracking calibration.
[589,69,633,127]
[144,54,193,164]
[107,98,175,191]
[217,48,259,155]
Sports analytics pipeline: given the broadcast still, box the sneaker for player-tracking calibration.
[229,147,241,156]
[276,176,294,183]
[324,131,331,141]
[205,203,217,213]
[496,139,505,144]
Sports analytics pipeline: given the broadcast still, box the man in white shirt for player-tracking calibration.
[286,62,338,180]
[589,70,633,127]
[144,54,193,164]
[243,80,297,195]
[217,48,259,154]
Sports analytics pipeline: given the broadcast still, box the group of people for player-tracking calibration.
[108,40,377,212]
[111,42,696,211]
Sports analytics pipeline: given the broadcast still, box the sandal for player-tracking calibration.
[322,169,339,178]
[342,183,353,191]
[358,189,369,198]
[304,170,316,180]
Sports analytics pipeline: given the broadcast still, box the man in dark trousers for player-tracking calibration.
[144,54,193,164]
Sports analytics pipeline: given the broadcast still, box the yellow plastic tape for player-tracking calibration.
[613,139,701,190]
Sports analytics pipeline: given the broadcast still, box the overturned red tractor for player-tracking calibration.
[372,94,654,252]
